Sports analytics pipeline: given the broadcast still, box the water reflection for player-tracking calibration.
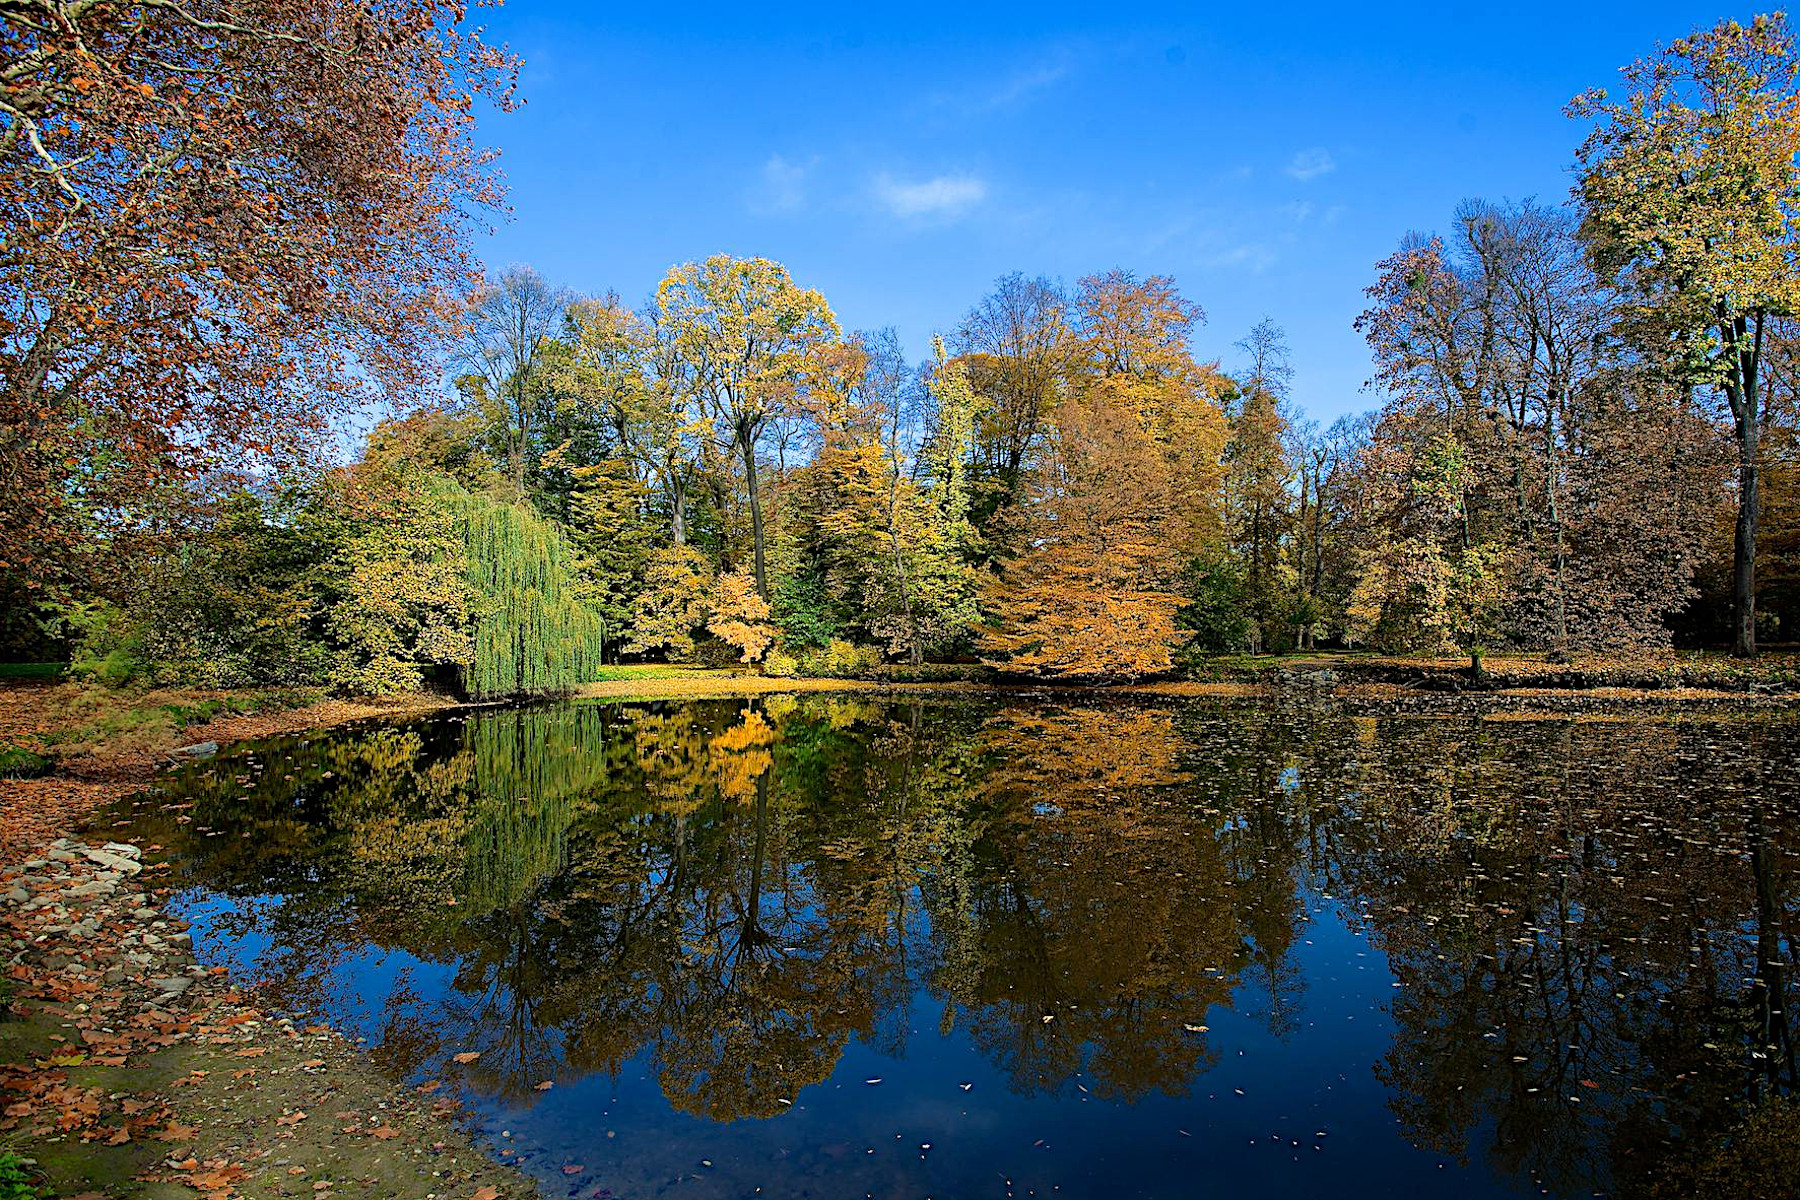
[111,697,1800,1199]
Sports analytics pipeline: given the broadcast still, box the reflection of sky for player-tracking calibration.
[142,698,1800,1200]
[174,877,1508,1200]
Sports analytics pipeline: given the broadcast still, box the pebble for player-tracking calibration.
[6,837,201,1012]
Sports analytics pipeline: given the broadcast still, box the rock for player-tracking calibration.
[171,741,219,760]
[167,932,193,949]
[82,848,141,875]
[101,842,142,860]
[3,889,27,905]
[152,976,194,996]
[66,880,114,898]
[47,849,77,863]
[133,908,158,920]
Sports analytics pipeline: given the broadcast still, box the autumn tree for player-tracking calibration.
[981,272,1227,679]
[1572,14,1800,655]
[559,294,713,546]
[0,0,516,590]
[1355,199,1728,654]
[953,272,1074,523]
[774,330,977,663]
[627,544,713,660]
[451,265,577,496]
[707,568,776,664]
[656,256,839,598]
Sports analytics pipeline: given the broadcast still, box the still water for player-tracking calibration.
[104,695,1800,1199]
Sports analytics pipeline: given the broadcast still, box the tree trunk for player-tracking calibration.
[1726,309,1765,659]
[743,434,768,599]
[1734,416,1760,657]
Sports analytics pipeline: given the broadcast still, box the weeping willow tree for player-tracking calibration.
[457,494,606,700]
[459,707,617,913]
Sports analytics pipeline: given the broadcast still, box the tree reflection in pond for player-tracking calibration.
[110,698,1800,1200]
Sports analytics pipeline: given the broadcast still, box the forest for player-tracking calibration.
[5,9,1800,697]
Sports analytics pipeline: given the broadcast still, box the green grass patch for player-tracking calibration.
[0,745,51,780]
[589,664,722,682]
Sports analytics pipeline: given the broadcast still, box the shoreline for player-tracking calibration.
[0,686,540,1200]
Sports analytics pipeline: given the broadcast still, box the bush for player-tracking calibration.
[865,661,990,684]
[798,639,882,678]
[763,648,799,677]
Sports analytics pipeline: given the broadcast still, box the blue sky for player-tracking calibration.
[465,1,1733,423]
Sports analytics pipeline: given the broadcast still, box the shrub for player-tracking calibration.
[798,639,882,678]
[865,661,989,684]
[763,648,799,677]
[0,745,51,779]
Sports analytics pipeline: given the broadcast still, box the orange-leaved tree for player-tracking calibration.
[1,0,517,590]
[978,271,1228,680]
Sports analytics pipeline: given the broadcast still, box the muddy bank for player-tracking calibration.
[0,835,535,1200]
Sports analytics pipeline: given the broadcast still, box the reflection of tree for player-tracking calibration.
[1323,716,1800,1198]
[925,705,1244,1099]
[123,694,1800,1200]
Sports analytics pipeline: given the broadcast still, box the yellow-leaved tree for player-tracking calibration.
[1572,15,1800,655]
[656,257,839,599]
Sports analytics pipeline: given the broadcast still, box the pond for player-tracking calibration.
[101,694,1800,1199]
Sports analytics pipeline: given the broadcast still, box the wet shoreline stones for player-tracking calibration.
[2,836,208,1005]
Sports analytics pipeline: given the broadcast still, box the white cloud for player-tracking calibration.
[871,173,988,219]
[983,61,1069,109]
[1200,242,1278,273]
[751,154,811,215]
[1280,200,1315,224]
[932,55,1074,115]
[1284,148,1336,182]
